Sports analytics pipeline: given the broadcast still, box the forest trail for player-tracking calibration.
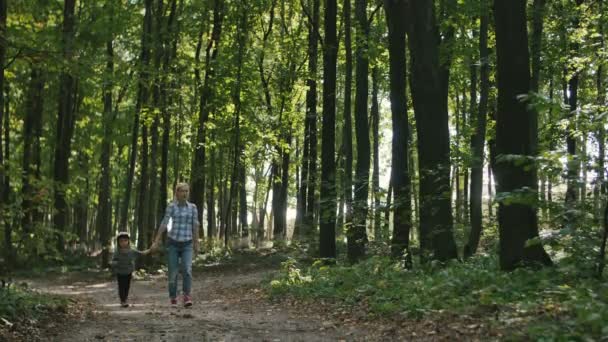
[24,253,369,342]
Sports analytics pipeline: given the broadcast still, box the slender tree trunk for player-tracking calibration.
[120,0,153,231]
[191,0,224,235]
[596,0,606,221]
[21,69,44,238]
[493,0,552,270]
[319,0,338,259]
[407,0,458,261]
[53,0,78,252]
[98,39,114,268]
[349,0,370,262]
[371,68,381,241]
[207,148,217,239]
[565,0,584,213]
[296,0,320,239]
[465,4,489,259]
[385,0,412,264]
[530,0,545,94]
[342,0,354,237]
[0,0,7,265]
[158,0,179,227]
[2,83,10,265]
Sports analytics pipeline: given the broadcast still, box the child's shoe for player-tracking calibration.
[170,298,178,306]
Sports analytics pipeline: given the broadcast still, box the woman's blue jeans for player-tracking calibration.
[167,239,193,299]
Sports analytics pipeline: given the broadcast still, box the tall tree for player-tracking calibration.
[191,0,224,238]
[384,0,412,264]
[371,67,381,240]
[21,69,44,245]
[0,0,8,263]
[342,0,354,238]
[53,0,78,251]
[565,0,585,210]
[493,0,552,270]
[319,0,337,259]
[296,0,319,239]
[349,0,370,262]
[465,1,490,258]
[406,0,458,261]
[120,0,154,231]
[98,38,114,268]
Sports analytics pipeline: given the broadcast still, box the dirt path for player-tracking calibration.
[27,257,366,342]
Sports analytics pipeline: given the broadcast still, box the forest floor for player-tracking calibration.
[11,250,503,341]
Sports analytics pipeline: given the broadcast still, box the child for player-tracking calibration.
[110,232,150,307]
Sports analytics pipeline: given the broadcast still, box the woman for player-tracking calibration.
[152,182,200,307]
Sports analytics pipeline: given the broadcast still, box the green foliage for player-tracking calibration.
[0,283,68,323]
[269,255,608,340]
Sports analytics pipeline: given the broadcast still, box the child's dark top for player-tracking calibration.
[110,248,142,275]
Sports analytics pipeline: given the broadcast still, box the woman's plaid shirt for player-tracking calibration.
[160,201,199,242]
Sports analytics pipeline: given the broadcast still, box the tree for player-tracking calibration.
[349,0,371,262]
[53,0,78,251]
[319,0,337,259]
[384,0,412,264]
[406,0,458,261]
[493,0,552,270]
[465,0,490,259]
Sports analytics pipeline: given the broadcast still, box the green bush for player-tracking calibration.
[269,255,608,340]
[0,283,69,323]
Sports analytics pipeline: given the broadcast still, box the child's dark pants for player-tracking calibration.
[117,273,132,302]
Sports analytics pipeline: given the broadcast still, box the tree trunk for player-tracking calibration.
[191,0,224,235]
[349,0,370,262]
[120,0,153,231]
[565,0,584,212]
[342,0,354,239]
[296,0,320,239]
[319,0,338,259]
[21,69,44,238]
[530,0,546,93]
[2,83,10,265]
[53,0,78,252]
[98,39,115,268]
[465,4,489,259]
[158,0,179,229]
[0,0,7,265]
[407,0,458,261]
[207,148,217,239]
[371,67,381,241]
[385,0,412,264]
[596,0,606,221]
[493,0,552,270]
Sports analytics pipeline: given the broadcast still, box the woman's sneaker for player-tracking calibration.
[183,295,193,307]
[170,298,178,306]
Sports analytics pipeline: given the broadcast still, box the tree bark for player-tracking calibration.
[465,4,489,259]
[406,0,458,261]
[493,0,552,270]
[98,39,114,268]
[53,0,78,252]
[191,0,224,236]
[120,0,153,231]
[342,0,354,239]
[384,0,412,264]
[349,0,370,262]
[371,67,381,241]
[319,0,338,259]
[21,68,44,236]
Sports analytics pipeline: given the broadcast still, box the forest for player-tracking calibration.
[1,0,608,340]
